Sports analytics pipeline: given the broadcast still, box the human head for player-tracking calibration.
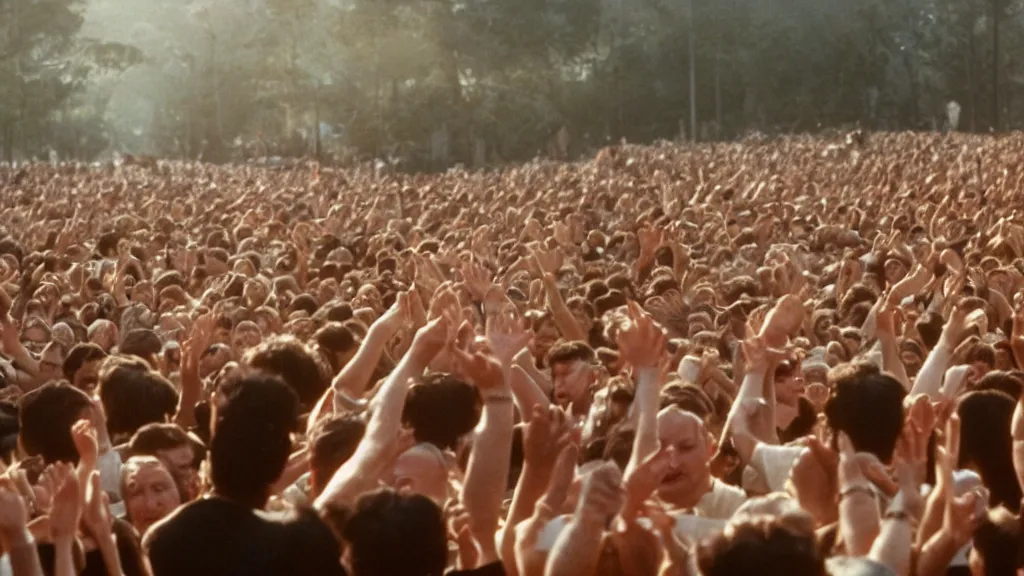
[97,357,179,443]
[547,340,598,408]
[230,320,262,355]
[824,363,905,463]
[957,390,1021,511]
[402,373,480,451]
[129,423,206,502]
[209,372,300,508]
[308,412,366,497]
[774,360,806,408]
[311,322,359,375]
[119,328,163,368]
[243,335,328,410]
[341,489,447,576]
[697,515,825,576]
[655,406,714,508]
[62,342,108,394]
[121,455,182,537]
[969,507,1019,576]
[390,443,450,506]
[87,319,119,353]
[18,381,93,464]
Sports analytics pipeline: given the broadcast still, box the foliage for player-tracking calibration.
[6,0,1024,164]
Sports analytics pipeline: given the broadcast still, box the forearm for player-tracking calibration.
[316,354,423,509]
[879,330,910,391]
[719,369,765,448]
[272,448,310,495]
[868,519,913,576]
[916,531,960,576]
[95,534,123,576]
[53,537,76,576]
[910,340,951,398]
[516,352,552,395]
[463,393,515,564]
[542,280,587,342]
[174,359,201,429]
[3,530,43,576]
[509,365,551,422]
[332,324,392,405]
[500,464,553,573]
[625,367,660,475]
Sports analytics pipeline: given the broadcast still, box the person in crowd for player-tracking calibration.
[0,132,1021,575]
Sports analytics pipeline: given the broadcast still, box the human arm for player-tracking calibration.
[617,302,668,476]
[459,311,530,566]
[81,472,122,576]
[0,483,43,576]
[314,316,448,511]
[836,433,881,557]
[47,464,81,576]
[910,305,968,399]
[532,248,587,342]
[499,407,572,575]
[509,365,551,422]
[544,463,623,576]
[877,304,911,390]
[331,292,410,407]
[175,313,214,429]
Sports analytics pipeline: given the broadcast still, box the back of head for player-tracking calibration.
[824,363,906,463]
[98,356,179,442]
[19,381,92,464]
[342,488,447,576]
[210,372,300,507]
[119,328,163,366]
[308,412,366,496]
[244,336,328,409]
[697,515,826,576]
[972,506,1019,576]
[402,373,480,451]
[957,390,1021,511]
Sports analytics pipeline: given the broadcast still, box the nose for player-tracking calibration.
[666,446,684,468]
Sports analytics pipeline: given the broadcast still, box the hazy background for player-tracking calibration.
[1,0,1021,167]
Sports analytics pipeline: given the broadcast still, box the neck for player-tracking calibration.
[211,489,269,510]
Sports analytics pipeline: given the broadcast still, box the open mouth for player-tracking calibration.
[661,471,683,486]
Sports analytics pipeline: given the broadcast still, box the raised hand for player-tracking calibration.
[615,301,667,371]
[409,315,451,368]
[486,308,533,365]
[0,481,29,546]
[936,414,985,546]
[461,257,494,302]
[452,343,505,393]
[46,463,81,542]
[531,246,564,278]
[523,405,573,473]
[71,419,99,472]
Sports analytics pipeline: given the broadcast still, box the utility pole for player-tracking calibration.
[993,0,1001,131]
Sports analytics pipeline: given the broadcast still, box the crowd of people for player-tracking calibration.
[0,130,1021,575]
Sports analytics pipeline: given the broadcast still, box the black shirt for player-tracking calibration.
[448,562,507,576]
[145,497,346,576]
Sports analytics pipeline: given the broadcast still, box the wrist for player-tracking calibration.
[0,527,33,549]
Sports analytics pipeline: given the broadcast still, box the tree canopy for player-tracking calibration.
[3,0,1022,165]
